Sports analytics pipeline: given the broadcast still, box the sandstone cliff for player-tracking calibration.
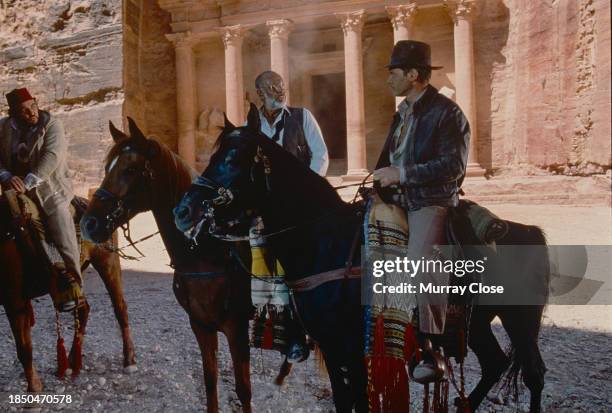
[0,0,123,194]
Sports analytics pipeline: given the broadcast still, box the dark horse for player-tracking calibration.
[79,119,290,413]
[0,195,137,394]
[174,105,550,413]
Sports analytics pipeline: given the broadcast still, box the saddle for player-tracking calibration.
[2,190,87,303]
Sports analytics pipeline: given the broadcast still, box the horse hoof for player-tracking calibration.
[123,364,138,374]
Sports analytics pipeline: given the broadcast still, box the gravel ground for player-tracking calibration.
[1,204,611,412]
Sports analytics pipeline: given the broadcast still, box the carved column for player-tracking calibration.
[166,32,196,167]
[446,0,484,175]
[387,3,418,43]
[337,10,368,178]
[266,19,293,104]
[219,25,246,126]
[387,3,419,107]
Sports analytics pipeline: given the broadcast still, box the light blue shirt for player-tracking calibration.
[257,105,329,176]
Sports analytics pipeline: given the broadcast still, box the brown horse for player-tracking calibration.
[0,195,136,394]
[79,118,290,413]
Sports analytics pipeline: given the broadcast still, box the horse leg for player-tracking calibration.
[6,303,42,393]
[348,350,368,413]
[274,356,292,386]
[91,248,137,370]
[190,318,219,413]
[224,318,252,413]
[320,345,354,413]
[499,307,546,413]
[466,307,510,411]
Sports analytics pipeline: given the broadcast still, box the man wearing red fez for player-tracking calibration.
[0,88,83,312]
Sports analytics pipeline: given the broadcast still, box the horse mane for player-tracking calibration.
[104,136,197,194]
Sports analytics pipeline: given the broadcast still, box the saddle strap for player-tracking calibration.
[285,266,361,292]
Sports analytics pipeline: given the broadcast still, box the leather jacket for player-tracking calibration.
[375,85,470,210]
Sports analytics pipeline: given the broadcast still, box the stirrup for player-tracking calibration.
[52,268,83,313]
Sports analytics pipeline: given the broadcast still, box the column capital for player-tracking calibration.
[445,0,478,23]
[386,4,418,31]
[165,31,195,49]
[218,25,246,48]
[266,19,294,40]
[336,10,366,35]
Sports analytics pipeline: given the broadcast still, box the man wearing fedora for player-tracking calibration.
[373,40,470,378]
[0,88,83,312]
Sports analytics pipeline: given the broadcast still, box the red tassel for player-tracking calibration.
[367,314,411,413]
[56,337,69,379]
[403,324,421,362]
[71,335,83,379]
[262,311,274,350]
[27,302,35,327]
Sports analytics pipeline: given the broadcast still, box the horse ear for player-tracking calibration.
[109,121,128,143]
[127,116,146,142]
[223,112,235,132]
[246,102,260,135]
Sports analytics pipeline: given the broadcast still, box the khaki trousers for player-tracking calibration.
[44,200,82,280]
[406,205,449,335]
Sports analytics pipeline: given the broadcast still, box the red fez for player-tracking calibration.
[6,88,35,111]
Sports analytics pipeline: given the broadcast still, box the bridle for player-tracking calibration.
[190,143,371,243]
[92,159,157,257]
[187,144,273,241]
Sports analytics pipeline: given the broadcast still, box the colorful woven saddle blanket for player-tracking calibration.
[249,217,291,352]
[2,191,86,302]
[364,194,467,360]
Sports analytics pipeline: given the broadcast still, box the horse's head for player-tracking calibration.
[174,104,266,240]
[81,118,160,243]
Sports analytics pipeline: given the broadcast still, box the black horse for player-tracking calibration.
[174,104,549,413]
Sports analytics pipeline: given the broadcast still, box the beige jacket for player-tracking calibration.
[0,112,73,212]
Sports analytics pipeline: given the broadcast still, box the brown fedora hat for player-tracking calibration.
[386,40,443,70]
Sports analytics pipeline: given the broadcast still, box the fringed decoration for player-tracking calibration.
[262,309,274,350]
[27,301,35,327]
[55,310,68,379]
[403,323,420,363]
[366,314,411,413]
[71,309,83,378]
[433,381,440,413]
[431,380,449,413]
[423,383,429,413]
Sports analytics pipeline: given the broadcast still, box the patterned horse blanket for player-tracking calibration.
[249,217,291,353]
[1,191,86,304]
[363,194,467,412]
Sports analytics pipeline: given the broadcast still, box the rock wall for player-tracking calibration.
[0,0,123,195]
[3,0,607,189]
[122,0,177,151]
[476,0,611,175]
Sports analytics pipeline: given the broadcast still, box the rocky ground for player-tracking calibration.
[1,204,611,412]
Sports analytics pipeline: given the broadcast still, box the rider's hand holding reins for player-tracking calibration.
[373,166,400,187]
[5,176,26,193]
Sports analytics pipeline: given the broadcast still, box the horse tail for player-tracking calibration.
[498,223,549,401]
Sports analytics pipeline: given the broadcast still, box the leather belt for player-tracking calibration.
[285,266,361,292]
